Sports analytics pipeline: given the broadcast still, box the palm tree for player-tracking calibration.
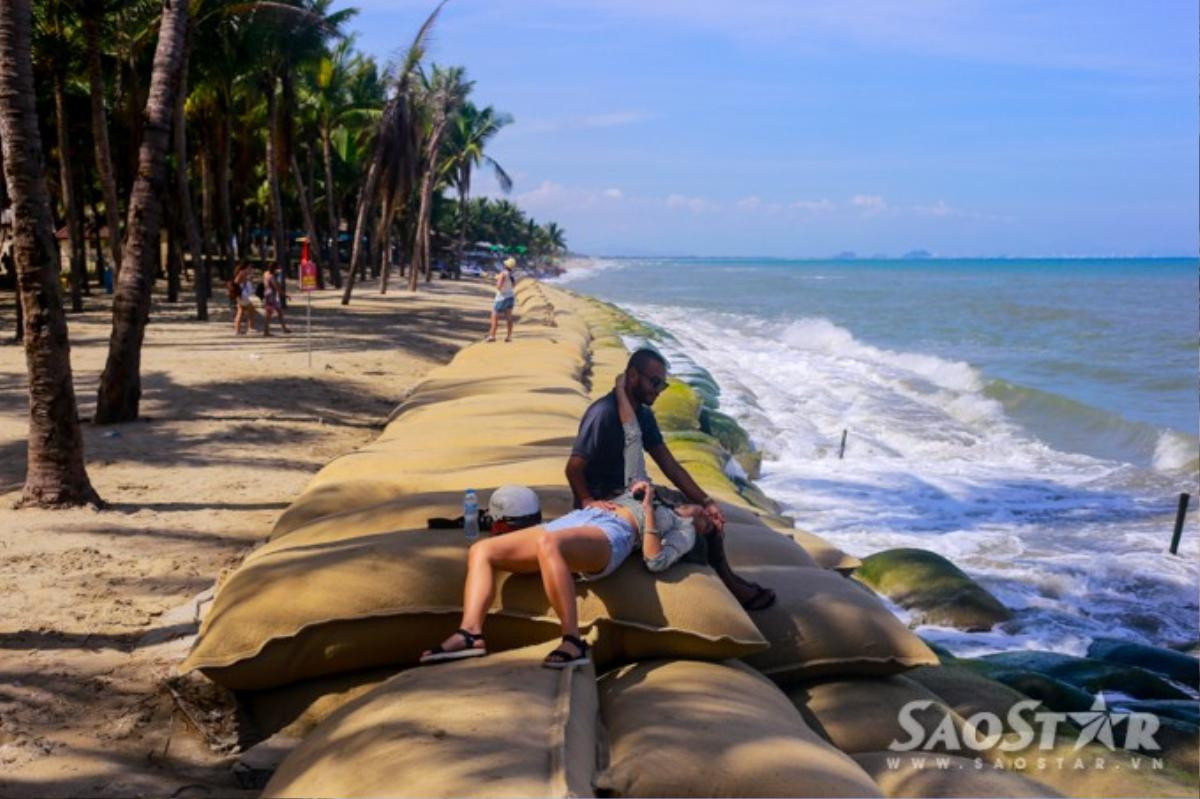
[0,0,100,506]
[34,0,88,311]
[442,101,511,278]
[544,221,566,255]
[82,0,123,277]
[306,37,376,287]
[94,0,189,424]
[342,0,445,305]
[172,22,208,320]
[408,63,469,290]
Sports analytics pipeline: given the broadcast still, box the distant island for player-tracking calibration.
[902,249,933,259]
[832,251,857,260]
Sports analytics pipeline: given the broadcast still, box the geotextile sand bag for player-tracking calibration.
[722,521,820,570]
[263,644,598,799]
[787,675,968,754]
[739,565,939,683]
[182,528,767,690]
[852,752,1058,798]
[305,454,571,496]
[391,374,587,415]
[307,443,572,487]
[596,659,883,798]
[787,528,862,573]
[268,485,577,543]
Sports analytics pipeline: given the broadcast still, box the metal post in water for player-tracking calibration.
[838,429,847,459]
[1169,492,1189,555]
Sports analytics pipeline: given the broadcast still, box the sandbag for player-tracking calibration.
[305,454,571,496]
[787,675,968,754]
[390,374,586,416]
[308,444,573,488]
[852,752,1058,798]
[182,528,766,690]
[245,666,399,740]
[596,659,882,797]
[263,644,598,799]
[268,485,576,543]
[722,521,819,570]
[788,528,861,573]
[739,566,939,683]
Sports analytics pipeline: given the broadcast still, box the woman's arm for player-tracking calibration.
[631,481,662,560]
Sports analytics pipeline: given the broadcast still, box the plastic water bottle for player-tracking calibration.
[463,489,479,541]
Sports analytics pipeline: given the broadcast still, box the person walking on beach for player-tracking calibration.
[565,348,777,610]
[486,257,516,342]
[232,263,259,335]
[261,263,291,336]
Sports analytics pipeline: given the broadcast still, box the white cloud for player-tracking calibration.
[912,199,957,217]
[790,198,835,212]
[851,194,888,215]
[665,193,719,214]
[602,188,623,199]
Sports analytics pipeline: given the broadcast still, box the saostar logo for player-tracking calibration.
[889,695,1162,753]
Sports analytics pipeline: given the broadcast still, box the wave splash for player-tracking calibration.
[621,301,1199,655]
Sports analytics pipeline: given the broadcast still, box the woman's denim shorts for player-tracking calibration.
[544,507,636,581]
[493,296,515,313]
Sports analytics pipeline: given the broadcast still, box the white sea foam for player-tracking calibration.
[1153,430,1198,472]
[545,256,622,285]
[623,301,1200,655]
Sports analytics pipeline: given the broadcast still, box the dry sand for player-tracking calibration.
[0,275,495,797]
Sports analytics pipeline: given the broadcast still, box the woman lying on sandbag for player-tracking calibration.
[420,376,711,669]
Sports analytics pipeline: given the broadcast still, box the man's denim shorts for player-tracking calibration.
[544,507,636,581]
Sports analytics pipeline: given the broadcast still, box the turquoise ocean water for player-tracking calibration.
[553,257,1199,657]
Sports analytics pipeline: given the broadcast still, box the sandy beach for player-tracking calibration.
[0,277,493,797]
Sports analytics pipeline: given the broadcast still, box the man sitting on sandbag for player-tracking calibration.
[566,348,776,610]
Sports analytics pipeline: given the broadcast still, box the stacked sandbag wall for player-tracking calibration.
[180,278,1195,798]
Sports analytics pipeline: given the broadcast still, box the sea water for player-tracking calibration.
[554,257,1199,657]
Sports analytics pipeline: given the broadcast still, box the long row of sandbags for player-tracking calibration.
[182,281,930,692]
[183,279,1184,797]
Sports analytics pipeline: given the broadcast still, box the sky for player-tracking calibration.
[330,1,1199,258]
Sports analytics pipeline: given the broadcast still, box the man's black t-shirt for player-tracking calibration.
[571,389,664,501]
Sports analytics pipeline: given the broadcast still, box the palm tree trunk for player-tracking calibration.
[320,127,341,287]
[378,194,395,293]
[200,131,212,264]
[165,199,180,303]
[341,160,379,304]
[216,96,234,279]
[52,69,85,311]
[455,166,470,280]
[94,0,188,424]
[290,151,323,288]
[264,75,289,277]
[0,0,100,507]
[171,34,207,321]
[84,1,122,278]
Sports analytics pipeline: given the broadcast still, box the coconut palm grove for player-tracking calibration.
[0,0,565,508]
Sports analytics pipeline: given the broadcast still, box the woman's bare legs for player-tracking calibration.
[423,524,612,658]
[503,309,513,342]
[486,310,499,341]
[535,525,610,644]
